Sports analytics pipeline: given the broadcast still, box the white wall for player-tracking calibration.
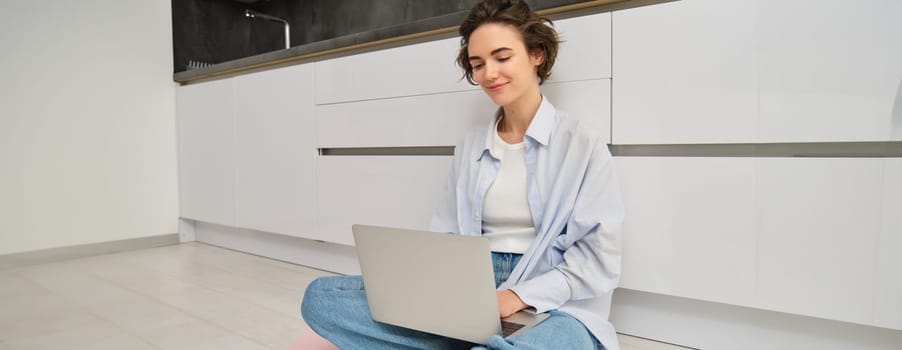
[0,0,178,255]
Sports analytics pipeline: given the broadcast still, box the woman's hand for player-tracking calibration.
[496,290,528,318]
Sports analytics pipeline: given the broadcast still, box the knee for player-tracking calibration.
[301,276,332,321]
[301,276,362,323]
[303,276,332,298]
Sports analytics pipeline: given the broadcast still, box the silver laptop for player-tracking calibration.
[352,224,549,344]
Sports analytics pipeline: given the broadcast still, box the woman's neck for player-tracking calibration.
[498,90,542,141]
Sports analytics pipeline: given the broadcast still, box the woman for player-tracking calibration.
[296,0,624,349]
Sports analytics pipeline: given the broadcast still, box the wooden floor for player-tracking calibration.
[0,242,688,350]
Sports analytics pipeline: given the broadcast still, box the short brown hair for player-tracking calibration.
[456,0,560,85]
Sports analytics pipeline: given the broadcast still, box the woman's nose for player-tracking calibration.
[484,61,499,80]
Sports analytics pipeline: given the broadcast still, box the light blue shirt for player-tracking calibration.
[430,97,625,350]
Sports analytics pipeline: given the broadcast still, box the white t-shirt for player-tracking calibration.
[481,122,537,254]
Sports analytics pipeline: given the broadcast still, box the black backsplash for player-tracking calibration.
[172,0,559,73]
[173,0,281,72]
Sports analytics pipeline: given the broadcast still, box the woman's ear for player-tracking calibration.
[530,49,545,66]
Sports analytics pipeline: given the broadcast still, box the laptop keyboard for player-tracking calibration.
[500,320,526,337]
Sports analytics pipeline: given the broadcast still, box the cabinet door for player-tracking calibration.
[316,89,494,148]
[315,156,452,245]
[176,79,236,226]
[315,12,614,106]
[612,0,758,144]
[315,37,469,105]
[616,157,757,306]
[755,158,882,326]
[316,79,611,148]
[547,12,612,82]
[543,79,612,143]
[234,64,317,238]
[875,159,902,330]
[613,0,902,144]
[757,0,902,142]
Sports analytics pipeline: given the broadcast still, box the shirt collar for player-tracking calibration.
[525,96,556,147]
[477,96,556,161]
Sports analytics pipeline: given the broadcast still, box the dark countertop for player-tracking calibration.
[174,0,640,84]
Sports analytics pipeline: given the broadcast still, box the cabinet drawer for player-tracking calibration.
[613,0,902,144]
[315,156,452,245]
[316,79,611,148]
[616,156,757,306]
[315,37,468,105]
[755,158,882,325]
[756,0,902,142]
[315,13,613,105]
[612,0,758,144]
[548,12,611,82]
[316,89,493,148]
[544,79,611,143]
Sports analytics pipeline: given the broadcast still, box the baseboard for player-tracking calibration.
[179,218,197,242]
[0,233,180,271]
[193,221,360,275]
[611,288,902,350]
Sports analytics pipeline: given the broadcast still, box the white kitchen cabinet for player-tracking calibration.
[543,79,612,143]
[757,0,902,142]
[617,155,894,328]
[612,0,759,144]
[613,0,902,144]
[616,157,757,307]
[176,79,236,226]
[545,12,612,82]
[315,156,452,245]
[894,0,902,141]
[875,159,902,330]
[233,64,317,238]
[755,158,882,325]
[314,37,469,105]
[316,78,611,148]
[315,12,613,105]
[316,89,494,148]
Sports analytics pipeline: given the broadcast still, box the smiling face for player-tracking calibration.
[467,22,544,108]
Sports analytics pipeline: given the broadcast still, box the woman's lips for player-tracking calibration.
[486,82,507,93]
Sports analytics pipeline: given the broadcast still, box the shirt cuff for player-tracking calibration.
[509,269,571,313]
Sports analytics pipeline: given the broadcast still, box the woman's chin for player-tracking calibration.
[485,93,511,107]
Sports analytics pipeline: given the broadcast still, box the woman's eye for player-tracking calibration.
[472,63,484,70]
[498,56,511,62]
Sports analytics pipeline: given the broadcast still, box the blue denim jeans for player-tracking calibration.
[301,252,600,350]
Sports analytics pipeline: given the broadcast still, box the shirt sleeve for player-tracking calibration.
[511,142,624,313]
